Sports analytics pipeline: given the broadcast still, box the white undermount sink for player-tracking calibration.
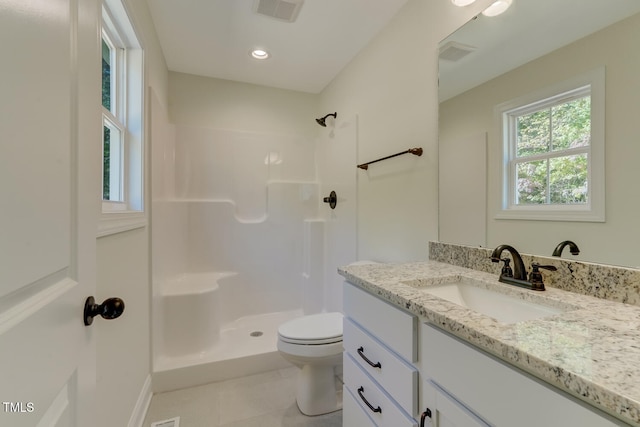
[404,276,572,324]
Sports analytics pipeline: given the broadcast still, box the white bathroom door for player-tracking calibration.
[0,0,99,425]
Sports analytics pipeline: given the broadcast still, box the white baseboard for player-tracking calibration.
[128,374,153,427]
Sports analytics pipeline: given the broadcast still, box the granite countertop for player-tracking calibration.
[338,260,640,426]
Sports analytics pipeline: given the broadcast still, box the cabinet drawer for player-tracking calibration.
[344,317,418,415]
[344,353,418,427]
[343,386,377,427]
[344,282,417,362]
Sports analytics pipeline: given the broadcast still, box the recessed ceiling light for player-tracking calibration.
[250,49,270,60]
[451,0,477,6]
[482,0,512,16]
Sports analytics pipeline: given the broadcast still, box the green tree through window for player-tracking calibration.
[102,39,111,111]
[514,96,590,205]
[102,37,113,200]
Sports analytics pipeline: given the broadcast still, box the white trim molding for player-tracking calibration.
[98,212,147,237]
[495,67,605,222]
[128,374,152,427]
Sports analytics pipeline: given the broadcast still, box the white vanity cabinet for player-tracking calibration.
[421,380,490,427]
[343,282,419,427]
[420,324,627,427]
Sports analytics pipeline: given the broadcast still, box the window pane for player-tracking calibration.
[549,154,588,204]
[551,96,591,151]
[102,38,111,111]
[103,119,122,201]
[516,109,550,157]
[103,124,110,200]
[516,160,547,205]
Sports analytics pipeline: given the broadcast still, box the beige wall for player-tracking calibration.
[168,71,319,134]
[95,0,169,425]
[96,228,151,426]
[320,0,494,262]
[439,12,640,268]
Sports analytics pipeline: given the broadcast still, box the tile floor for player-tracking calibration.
[143,367,343,427]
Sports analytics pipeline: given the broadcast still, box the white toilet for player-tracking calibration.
[277,312,344,416]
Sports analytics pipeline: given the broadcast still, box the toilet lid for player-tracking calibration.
[278,312,343,344]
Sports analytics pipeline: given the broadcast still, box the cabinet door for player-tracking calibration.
[422,381,490,427]
[422,324,627,426]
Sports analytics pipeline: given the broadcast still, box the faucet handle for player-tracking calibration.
[531,262,558,272]
[528,263,557,291]
[494,257,513,278]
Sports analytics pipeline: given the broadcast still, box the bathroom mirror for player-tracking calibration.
[438,0,640,268]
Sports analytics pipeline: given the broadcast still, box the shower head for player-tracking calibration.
[316,112,337,127]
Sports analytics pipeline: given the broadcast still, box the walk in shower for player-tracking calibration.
[149,92,356,392]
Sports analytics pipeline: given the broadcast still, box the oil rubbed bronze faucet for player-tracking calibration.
[552,240,580,257]
[491,244,527,279]
[490,244,557,291]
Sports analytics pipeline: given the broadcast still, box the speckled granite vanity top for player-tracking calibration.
[339,261,640,426]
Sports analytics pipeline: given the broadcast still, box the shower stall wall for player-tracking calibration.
[149,93,350,391]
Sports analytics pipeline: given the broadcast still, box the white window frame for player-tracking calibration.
[102,115,124,203]
[495,67,605,222]
[99,0,146,236]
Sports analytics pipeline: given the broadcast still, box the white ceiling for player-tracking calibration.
[146,0,410,94]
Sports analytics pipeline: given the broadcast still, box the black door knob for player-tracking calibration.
[84,296,125,326]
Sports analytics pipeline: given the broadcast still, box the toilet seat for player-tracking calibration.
[278,312,343,345]
[279,336,343,345]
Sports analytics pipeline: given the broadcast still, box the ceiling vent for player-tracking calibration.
[253,0,304,22]
[438,41,477,62]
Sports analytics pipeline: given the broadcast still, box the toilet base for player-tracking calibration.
[296,364,342,416]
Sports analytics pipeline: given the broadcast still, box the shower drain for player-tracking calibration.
[250,331,264,337]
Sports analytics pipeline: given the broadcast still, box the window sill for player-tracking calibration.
[495,206,604,222]
[98,211,147,237]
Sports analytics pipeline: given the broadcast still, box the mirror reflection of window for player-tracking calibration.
[496,68,604,222]
[510,89,590,206]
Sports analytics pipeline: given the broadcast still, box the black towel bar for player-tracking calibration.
[357,147,422,170]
